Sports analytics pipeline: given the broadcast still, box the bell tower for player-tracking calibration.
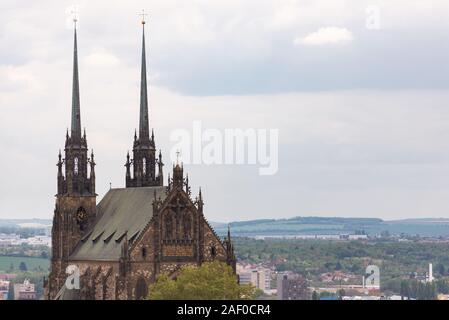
[47,21,97,299]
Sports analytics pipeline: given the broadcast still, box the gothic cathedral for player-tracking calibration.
[44,20,236,300]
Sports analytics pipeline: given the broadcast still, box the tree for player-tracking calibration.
[312,291,319,300]
[400,281,410,300]
[8,281,14,300]
[436,279,449,294]
[337,289,345,299]
[436,263,445,276]
[19,262,27,272]
[148,261,255,300]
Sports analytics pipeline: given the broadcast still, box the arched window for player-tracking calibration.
[74,157,79,175]
[165,212,173,240]
[142,247,147,259]
[135,277,148,300]
[142,158,147,175]
[183,213,192,239]
[210,246,217,259]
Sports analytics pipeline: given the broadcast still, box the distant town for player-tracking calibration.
[2,218,449,300]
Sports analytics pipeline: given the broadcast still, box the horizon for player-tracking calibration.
[4,215,449,224]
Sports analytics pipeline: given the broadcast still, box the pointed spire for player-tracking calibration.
[71,24,81,140]
[139,18,149,140]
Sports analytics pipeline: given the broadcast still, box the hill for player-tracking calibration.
[211,217,449,238]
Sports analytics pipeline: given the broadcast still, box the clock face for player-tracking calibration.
[76,208,87,223]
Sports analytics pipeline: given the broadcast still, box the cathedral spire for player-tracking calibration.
[125,12,160,189]
[139,15,149,140]
[71,22,81,140]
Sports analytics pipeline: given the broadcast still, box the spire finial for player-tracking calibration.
[71,7,79,30]
[139,9,148,25]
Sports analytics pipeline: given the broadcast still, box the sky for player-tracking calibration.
[0,0,449,222]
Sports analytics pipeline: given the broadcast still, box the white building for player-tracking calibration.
[0,280,10,300]
[237,264,272,293]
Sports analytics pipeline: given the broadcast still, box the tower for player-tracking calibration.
[125,16,163,188]
[47,22,97,299]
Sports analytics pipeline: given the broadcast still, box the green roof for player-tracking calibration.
[70,186,166,261]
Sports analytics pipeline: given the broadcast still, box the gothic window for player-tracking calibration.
[135,277,148,300]
[183,213,192,239]
[210,246,217,259]
[74,157,79,175]
[164,212,173,240]
[142,158,147,175]
[142,247,147,259]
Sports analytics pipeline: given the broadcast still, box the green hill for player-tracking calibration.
[211,217,449,237]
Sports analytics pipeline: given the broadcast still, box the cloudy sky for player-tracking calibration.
[1,0,449,222]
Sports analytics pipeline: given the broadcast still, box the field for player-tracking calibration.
[0,255,50,272]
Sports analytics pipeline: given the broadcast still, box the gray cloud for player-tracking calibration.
[1,1,449,221]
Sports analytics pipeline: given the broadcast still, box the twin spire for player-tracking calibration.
[71,25,81,140]
[69,15,150,142]
[139,21,150,141]
[67,14,162,188]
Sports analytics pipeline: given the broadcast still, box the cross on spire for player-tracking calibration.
[139,9,148,25]
[71,7,79,29]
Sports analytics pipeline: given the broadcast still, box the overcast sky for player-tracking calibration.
[1,0,449,222]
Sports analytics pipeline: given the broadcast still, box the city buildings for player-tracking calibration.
[277,273,309,300]
[0,280,10,300]
[13,279,36,300]
[237,264,272,293]
[0,233,51,247]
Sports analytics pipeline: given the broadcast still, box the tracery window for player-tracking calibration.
[183,213,192,239]
[165,212,173,240]
[135,277,148,300]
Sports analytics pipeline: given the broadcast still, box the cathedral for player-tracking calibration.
[44,19,236,300]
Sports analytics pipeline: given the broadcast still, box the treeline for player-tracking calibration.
[399,280,449,300]
[0,226,47,238]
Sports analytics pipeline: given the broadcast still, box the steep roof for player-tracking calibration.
[70,186,166,261]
